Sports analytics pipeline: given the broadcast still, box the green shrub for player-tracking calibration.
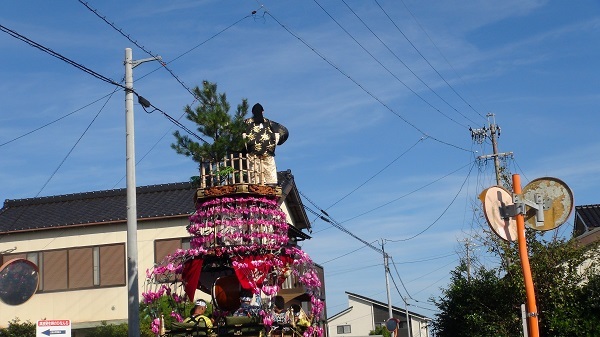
[0,318,35,337]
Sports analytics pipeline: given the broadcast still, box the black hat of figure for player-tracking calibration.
[252,103,264,123]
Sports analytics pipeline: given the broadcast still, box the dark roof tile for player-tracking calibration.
[0,182,195,233]
[576,204,600,227]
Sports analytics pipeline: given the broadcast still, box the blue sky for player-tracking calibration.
[1,0,599,319]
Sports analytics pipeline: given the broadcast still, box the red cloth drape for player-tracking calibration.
[232,255,266,290]
[232,254,295,292]
[182,258,204,302]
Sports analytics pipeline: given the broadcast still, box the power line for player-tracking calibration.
[389,0,488,119]
[111,111,188,189]
[0,92,116,148]
[326,136,426,211]
[313,0,469,129]
[407,258,459,283]
[298,162,475,273]
[391,252,457,265]
[340,161,474,224]
[77,0,256,100]
[3,22,211,147]
[298,189,384,256]
[35,87,119,197]
[385,161,476,242]
[258,9,473,153]
[320,242,374,264]
[140,102,210,145]
[389,255,413,300]
[375,0,485,123]
[0,24,125,90]
[326,263,381,277]
[0,88,121,238]
[337,0,478,127]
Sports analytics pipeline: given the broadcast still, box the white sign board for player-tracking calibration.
[36,320,71,337]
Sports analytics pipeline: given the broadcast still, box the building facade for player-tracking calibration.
[573,204,600,245]
[0,173,322,335]
[327,292,430,337]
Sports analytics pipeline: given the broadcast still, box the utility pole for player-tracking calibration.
[404,297,412,337]
[382,240,411,337]
[470,113,513,186]
[124,48,161,337]
[464,238,471,283]
[382,240,394,337]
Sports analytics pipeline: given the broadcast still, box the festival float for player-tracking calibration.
[142,154,324,337]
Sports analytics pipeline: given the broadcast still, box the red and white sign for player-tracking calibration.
[36,320,71,337]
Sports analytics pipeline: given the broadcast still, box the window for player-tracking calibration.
[337,325,351,334]
[68,247,93,288]
[154,237,190,263]
[1,243,125,292]
[43,250,68,291]
[98,244,126,286]
[154,238,191,283]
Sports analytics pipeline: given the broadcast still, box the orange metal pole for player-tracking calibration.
[513,174,540,337]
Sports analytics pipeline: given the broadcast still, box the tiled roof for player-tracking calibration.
[0,182,196,233]
[574,204,600,236]
[327,292,430,322]
[575,204,600,228]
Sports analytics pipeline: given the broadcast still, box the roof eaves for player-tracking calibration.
[345,291,430,320]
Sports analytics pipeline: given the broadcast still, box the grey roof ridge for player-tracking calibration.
[3,181,193,208]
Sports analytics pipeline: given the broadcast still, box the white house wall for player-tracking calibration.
[328,297,375,337]
[279,201,293,225]
[327,294,430,337]
[0,216,190,329]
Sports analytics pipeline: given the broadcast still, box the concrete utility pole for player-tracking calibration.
[382,240,411,337]
[470,113,513,186]
[404,297,412,337]
[464,238,472,283]
[124,48,161,337]
[382,241,394,337]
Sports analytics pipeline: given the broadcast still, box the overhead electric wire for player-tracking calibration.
[320,241,376,264]
[512,157,530,182]
[407,258,459,284]
[337,0,478,127]
[326,136,426,211]
[411,272,450,297]
[0,23,214,187]
[0,92,115,148]
[0,87,120,244]
[373,0,486,121]
[35,87,119,197]
[327,263,382,277]
[389,255,413,300]
[140,101,210,145]
[340,160,474,223]
[0,24,125,90]
[298,189,385,255]
[77,0,256,100]
[258,9,473,153]
[313,0,468,129]
[385,160,476,242]
[391,252,457,265]
[411,303,438,312]
[389,0,489,119]
[306,135,426,226]
[388,270,410,302]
